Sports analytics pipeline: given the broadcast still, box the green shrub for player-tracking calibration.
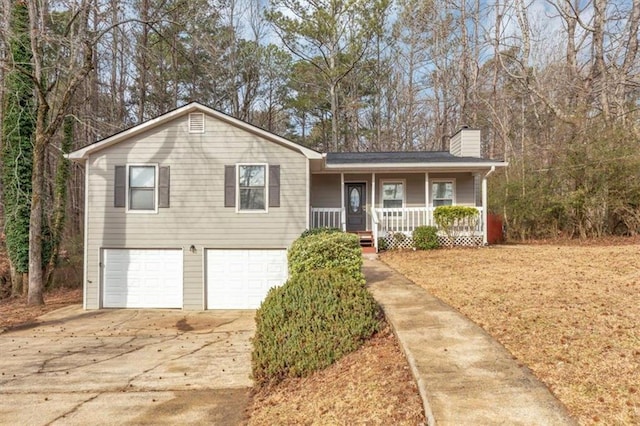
[433,206,480,246]
[251,269,382,385]
[377,237,388,251]
[413,226,439,250]
[299,227,342,238]
[288,231,363,283]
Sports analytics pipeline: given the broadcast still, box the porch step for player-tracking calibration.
[352,231,374,248]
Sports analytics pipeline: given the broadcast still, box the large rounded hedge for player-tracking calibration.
[251,268,382,386]
[288,231,364,283]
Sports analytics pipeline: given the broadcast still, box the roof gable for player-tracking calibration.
[67,102,323,160]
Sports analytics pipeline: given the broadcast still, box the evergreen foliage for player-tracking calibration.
[251,268,382,386]
[433,206,480,247]
[288,231,364,283]
[1,1,35,275]
[45,117,74,285]
[299,227,342,238]
[490,125,640,239]
[413,226,439,250]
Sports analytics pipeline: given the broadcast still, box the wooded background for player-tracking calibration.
[0,0,639,301]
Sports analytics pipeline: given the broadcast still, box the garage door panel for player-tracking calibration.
[103,249,183,309]
[206,249,287,309]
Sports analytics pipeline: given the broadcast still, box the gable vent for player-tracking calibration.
[189,113,205,133]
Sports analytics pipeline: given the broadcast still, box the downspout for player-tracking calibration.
[425,172,430,225]
[481,166,495,245]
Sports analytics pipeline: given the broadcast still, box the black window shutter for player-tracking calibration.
[159,166,170,208]
[269,165,280,208]
[224,165,236,207]
[114,166,126,207]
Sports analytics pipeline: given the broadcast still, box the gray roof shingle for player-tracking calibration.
[325,151,501,164]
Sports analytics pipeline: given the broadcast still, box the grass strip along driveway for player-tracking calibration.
[383,243,640,425]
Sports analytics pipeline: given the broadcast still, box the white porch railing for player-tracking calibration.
[372,206,484,235]
[310,206,483,233]
[310,207,344,229]
[310,206,484,248]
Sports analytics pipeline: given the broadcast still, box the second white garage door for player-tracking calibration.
[206,249,288,309]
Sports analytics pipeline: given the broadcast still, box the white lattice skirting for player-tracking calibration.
[379,232,483,250]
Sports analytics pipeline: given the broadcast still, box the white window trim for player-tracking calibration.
[379,179,406,208]
[430,178,456,207]
[126,163,159,214]
[236,163,269,214]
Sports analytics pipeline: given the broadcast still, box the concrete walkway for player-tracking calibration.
[363,258,576,426]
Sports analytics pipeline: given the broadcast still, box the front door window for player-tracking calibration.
[349,186,361,213]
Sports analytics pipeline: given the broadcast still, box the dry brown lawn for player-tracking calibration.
[383,242,640,425]
[0,287,82,330]
[247,325,426,425]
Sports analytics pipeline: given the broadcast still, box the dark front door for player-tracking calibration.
[345,183,366,232]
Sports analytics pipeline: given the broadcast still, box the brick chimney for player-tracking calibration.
[449,127,481,157]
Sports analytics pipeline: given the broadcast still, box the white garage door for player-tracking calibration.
[206,249,288,309]
[103,249,183,308]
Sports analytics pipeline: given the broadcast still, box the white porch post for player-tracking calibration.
[425,172,430,225]
[482,166,495,245]
[340,173,346,231]
[482,176,488,244]
[371,172,377,250]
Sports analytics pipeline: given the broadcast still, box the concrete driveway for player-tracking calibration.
[0,306,256,425]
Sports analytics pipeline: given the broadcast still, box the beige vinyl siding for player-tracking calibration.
[449,129,481,157]
[429,172,475,206]
[310,174,341,207]
[85,114,308,309]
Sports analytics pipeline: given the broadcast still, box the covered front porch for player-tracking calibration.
[309,170,491,250]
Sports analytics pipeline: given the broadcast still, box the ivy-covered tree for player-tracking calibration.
[26,1,96,305]
[44,117,74,287]
[1,0,35,296]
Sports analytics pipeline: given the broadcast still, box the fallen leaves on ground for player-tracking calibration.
[247,325,426,425]
[0,287,82,330]
[383,242,640,425]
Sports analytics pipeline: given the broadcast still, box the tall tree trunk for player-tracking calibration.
[10,266,23,297]
[138,0,149,122]
[330,81,339,151]
[28,122,46,306]
[44,117,73,288]
[592,0,610,122]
